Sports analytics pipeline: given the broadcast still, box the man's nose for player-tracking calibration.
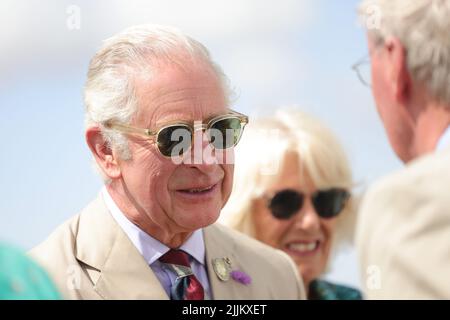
[186,128,219,172]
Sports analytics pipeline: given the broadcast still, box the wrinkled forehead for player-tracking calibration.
[132,61,228,127]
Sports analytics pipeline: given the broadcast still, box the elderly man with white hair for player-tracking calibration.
[355,0,450,299]
[30,24,305,300]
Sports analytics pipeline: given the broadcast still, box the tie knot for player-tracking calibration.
[158,249,204,300]
[159,249,191,268]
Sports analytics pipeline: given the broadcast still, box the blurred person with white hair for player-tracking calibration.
[354,0,450,298]
[29,25,306,300]
[220,110,362,300]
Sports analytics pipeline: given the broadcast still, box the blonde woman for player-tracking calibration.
[220,110,362,300]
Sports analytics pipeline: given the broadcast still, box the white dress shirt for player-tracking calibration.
[101,186,211,299]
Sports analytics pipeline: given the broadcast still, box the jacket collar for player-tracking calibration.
[203,224,255,299]
[74,194,250,299]
[75,194,168,299]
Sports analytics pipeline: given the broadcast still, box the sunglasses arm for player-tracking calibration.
[104,122,157,142]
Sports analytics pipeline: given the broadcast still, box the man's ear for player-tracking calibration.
[385,37,412,104]
[85,127,122,180]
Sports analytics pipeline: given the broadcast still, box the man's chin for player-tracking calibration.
[176,211,221,231]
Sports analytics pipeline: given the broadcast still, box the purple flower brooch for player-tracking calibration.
[212,257,251,285]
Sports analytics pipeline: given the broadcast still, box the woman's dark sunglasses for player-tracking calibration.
[267,188,350,220]
[104,110,248,157]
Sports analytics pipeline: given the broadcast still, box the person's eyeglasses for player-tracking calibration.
[266,188,350,220]
[352,54,372,87]
[104,109,249,158]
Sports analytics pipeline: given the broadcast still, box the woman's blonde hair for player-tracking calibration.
[220,109,357,258]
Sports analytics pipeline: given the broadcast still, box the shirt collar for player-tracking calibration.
[101,186,205,266]
[436,125,450,152]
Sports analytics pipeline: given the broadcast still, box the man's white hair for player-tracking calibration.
[84,24,233,163]
[359,0,450,105]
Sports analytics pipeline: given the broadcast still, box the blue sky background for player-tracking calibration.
[0,0,402,290]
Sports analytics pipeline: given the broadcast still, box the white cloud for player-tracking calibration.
[0,0,314,62]
[220,42,310,109]
[111,0,313,38]
[0,0,315,95]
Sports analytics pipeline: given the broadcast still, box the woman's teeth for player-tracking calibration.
[288,241,318,252]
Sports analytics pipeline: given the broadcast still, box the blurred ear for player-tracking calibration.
[85,127,121,180]
[384,37,412,105]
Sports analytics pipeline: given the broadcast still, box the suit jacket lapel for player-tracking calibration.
[75,195,259,299]
[203,225,254,299]
[75,194,169,300]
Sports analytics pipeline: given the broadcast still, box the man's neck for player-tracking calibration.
[410,102,450,160]
[106,182,193,248]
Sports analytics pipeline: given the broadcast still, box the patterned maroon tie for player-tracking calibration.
[159,249,205,300]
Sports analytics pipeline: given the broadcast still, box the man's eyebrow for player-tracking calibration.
[153,114,191,127]
[149,108,230,129]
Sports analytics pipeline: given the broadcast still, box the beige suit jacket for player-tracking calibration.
[356,146,450,299]
[30,195,305,300]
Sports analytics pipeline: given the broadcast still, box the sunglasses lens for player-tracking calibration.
[157,125,192,157]
[208,117,242,149]
[312,189,349,219]
[268,189,303,220]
